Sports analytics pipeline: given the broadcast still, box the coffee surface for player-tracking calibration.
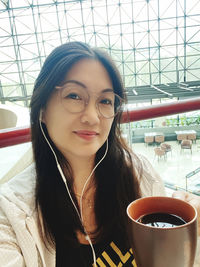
[137,212,186,227]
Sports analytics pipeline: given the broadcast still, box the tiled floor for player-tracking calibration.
[0,140,200,195]
[132,140,200,195]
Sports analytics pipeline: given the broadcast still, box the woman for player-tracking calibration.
[0,42,199,266]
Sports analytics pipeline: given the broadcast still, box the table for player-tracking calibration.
[144,132,164,145]
[175,130,196,135]
[144,132,164,137]
[175,130,197,142]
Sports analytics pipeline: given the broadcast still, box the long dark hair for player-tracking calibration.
[30,42,141,248]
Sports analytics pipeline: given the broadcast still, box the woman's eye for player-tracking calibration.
[100,98,113,105]
[66,93,81,100]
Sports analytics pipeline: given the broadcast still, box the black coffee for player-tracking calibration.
[137,212,186,228]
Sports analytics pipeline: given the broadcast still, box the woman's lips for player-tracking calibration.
[74,130,99,141]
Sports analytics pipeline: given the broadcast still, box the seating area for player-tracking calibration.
[154,147,166,161]
[144,132,165,146]
[143,129,198,160]
[155,135,165,145]
[153,142,172,161]
[181,140,192,154]
[144,135,154,146]
[175,130,197,144]
[131,140,200,194]
[187,133,197,143]
[177,133,187,143]
[161,143,172,155]
[132,126,199,144]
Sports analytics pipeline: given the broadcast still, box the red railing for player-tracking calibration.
[0,126,31,148]
[0,97,200,148]
[121,97,200,123]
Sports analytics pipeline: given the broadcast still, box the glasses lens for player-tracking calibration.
[97,93,122,118]
[60,84,87,113]
[58,84,122,118]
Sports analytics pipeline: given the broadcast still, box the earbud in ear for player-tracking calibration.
[39,109,43,122]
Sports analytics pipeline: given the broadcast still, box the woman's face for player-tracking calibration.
[43,58,114,162]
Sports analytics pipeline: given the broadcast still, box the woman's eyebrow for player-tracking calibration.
[102,88,114,93]
[63,80,114,93]
[63,80,86,88]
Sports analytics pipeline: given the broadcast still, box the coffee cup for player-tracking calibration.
[127,196,197,267]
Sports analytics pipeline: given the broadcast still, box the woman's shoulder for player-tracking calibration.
[130,152,157,179]
[130,152,166,197]
[0,163,36,216]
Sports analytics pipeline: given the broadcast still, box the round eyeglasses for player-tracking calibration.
[56,84,123,119]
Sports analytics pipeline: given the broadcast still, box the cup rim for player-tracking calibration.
[127,196,198,230]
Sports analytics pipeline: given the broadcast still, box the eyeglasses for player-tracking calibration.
[56,84,123,119]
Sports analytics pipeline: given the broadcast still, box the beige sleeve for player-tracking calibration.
[0,146,33,185]
[133,154,166,197]
[0,208,25,267]
[194,238,200,267]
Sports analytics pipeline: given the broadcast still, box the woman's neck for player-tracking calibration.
[66,154,96,195]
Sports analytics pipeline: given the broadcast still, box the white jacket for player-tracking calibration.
[0,155,198,266]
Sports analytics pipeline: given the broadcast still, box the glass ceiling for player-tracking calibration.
[0,0,200,106]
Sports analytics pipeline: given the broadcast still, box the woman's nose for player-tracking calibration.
[80,100,100,125]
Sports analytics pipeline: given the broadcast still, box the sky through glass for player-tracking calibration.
[0,0,200,106]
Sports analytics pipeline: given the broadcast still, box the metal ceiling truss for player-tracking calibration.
[0,0,200,106]
[126,80,200,102]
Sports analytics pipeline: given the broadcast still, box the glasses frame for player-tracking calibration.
[55,85,124,119]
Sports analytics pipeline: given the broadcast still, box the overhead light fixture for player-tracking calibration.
[179,82,188,86]
[132,89,138,95]
[151,85,173,97]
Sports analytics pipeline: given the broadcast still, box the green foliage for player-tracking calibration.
[131,116,200,128]
[195,116,200,125]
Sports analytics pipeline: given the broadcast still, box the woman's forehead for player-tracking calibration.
[63,58,113,92]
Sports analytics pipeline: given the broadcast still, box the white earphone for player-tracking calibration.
[39,109,108,266]
[39,109,43,121]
